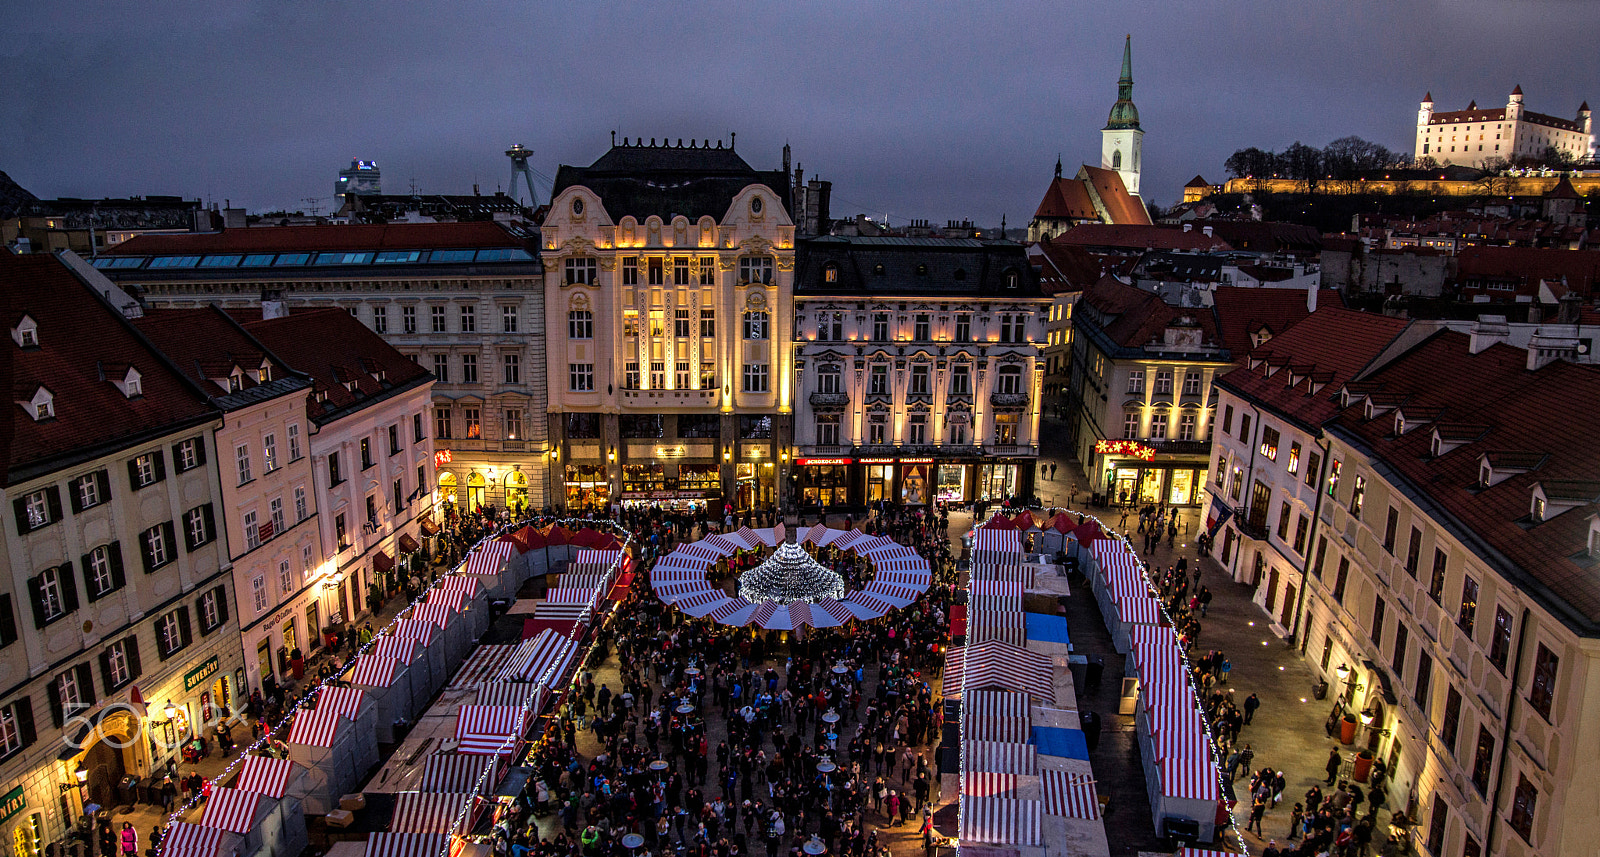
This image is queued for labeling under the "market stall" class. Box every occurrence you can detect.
[159,823,246,857]
[284,707,363,815]
[200,786,307,857]
[392,618,448,698]
[232,755,311,856]
[314,685,380,776]
[369,636,431,715]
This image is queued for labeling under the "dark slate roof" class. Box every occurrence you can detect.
[0,253,216,485]
[107,222,528,254]
[794,236,1041,298]
[552,141,790,223]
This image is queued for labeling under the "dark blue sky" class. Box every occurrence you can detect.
[4,1,1596,220]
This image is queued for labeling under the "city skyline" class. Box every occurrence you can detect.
[4,1,1597,220]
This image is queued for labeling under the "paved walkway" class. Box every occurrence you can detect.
[1034,414,1368,855]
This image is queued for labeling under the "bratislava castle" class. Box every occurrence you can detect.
[1416,86,1592,167]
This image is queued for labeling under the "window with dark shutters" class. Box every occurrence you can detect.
[0,594,16,648]
[12,486,62,535]
[0,698,36,761]
[199,585,230,635]
[98,636,141,695]
[177,606,192,650]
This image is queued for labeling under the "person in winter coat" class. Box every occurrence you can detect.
[119,823,138,857]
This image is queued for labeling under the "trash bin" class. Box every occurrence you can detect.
[1312,680,1329,700]
[1079,711,1102,752]
[1353,750,1375,782]
[1340,713,1359,745]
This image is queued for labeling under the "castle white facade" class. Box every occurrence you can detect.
[1416,87,1593,168]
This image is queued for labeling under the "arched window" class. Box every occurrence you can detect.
[1113,149,1123,170]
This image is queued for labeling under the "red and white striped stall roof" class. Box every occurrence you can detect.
[420,753,497,794]
[1117,594,1163,626]
[199,787,266,833]
[437,575,486,599]
[967,615,1027,648]
[969,580,1024,599]
[874,556,932,573]
[962,740,1039,775]
[500,628,577,684]
[425,590,466,612]
[391,791,477,833]
[286,707,344,748]
[675,543,725,561]
[830,530,871,551]
[449,645,519,688]
[1158,755,1221,801]
[802,524,840,546]
[546,586,600,606]
[317,685,368,720]
[706,597,755,623]
[1153,721,1212,762]
[161,823,235,857]
[851,535,893,555]
[653,581,719,601]
[474,683,541,708]
[958,794,1041,846]
[943,641,1055,703]
[673,589,729,612]
[348,655,404,688]
[874,569,931,588]
[366,833,449,857]
[462,541,514,576]
[1128,623,1181,653]
[649,567,708,583]
[1176,849,1239,857]
[961,771,1020,798]
[972,528,1022,553]
[841,591,895,618]
[965,689,1030,719]
[864,543,915,561]
[391,619,437,646]
[556,569,606,591]
[736,526,763,547]
[371,637,420,663]
[812,598,857,626]
[410,603,456,629]
[1092,540,1140,578]
[234,756,299,799]
[454,706,527,755]
[701,534,743,555]
[863,580,921,605]
[572,549,621,567]
[1041,770,1100,820]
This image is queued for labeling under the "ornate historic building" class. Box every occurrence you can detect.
[1416,87,1593,167]
[790,235,1048,510]
[540,138,794,512]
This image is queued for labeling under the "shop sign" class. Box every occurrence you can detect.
[654,446,688,459]
[859,458,895,464]
[796,458,852,466]
[899,458,934,464]
[1094,440,1156,461]
[0,786,23,825]
[183,656,220,693]
[435,450,453,467]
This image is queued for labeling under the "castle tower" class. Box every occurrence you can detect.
[1101,35,1144,196]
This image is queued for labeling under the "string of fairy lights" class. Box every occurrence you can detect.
[151,516,632,857]
[1071,510,1251,855]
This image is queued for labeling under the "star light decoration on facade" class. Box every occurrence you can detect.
[737,541,845,605]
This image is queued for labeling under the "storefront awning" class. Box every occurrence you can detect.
[398,533,421,553]
[373,551,395,573]
[419,518,441,536]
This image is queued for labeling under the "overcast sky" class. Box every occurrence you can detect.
[4,1,1596,221]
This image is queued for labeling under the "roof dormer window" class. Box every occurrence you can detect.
[25,387,54,421]
[1532,496,1546,522]
[12,315,38,349]
[116,366,143,399]
[1430,433,1442,458]
[258,363,272,383]
[1479,462,1493,488]
[1364,400,1375,419]
[1395,414,1406,435]
[228,372,243,393]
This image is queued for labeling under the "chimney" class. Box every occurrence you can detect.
[1558,292,1581,324]
[1307,284,1318,313]
[1528,303,1544,325]
[1202,226,1214,238]
[1469,315,1511,354]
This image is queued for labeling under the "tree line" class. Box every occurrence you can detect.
[1224,136,1583,194]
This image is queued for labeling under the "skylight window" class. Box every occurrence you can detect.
[273,253,311,266]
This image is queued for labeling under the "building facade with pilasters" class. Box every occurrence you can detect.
[540,139,794,513]
[790,236,1048,511]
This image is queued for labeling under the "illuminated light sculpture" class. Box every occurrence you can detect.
[737,542,845,605]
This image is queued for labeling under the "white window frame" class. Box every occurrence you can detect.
[1127,370,1145,394]
[106,641,130,687]
[263,434,278,472]
[294,486,308,522]
[742,363,769,393]
[288,423,302,460]
[0,704,23,756]
[279,560,294,594]
[502,305,518,333]
[568,310,594,340]
[76,474,102,509]
[24,491,49,529]
[177,438,199,471]
[251,575,267,612]
[39,566,66,619]
[270,497,285,535]
[235,444,252,485]
[144,525,170,568]
[185,506,209,547]
[87,546,114,596]
[243,510,260,550]
[133,453,157,487]
[569,363,594,392]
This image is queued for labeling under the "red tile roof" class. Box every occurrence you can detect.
[1455,247,1600,297]
[1031,242,1130,295]
[133,308,300,406]
[1031,176,1098,221]
[1052,223,1230,253]
[1326,330,1600,631]
[1079,166,1152,226]
[241,309,433,426]
[1078,276,1222,351]
[0,253,216,485]
[1194,220,1322,256]
[104,222,529,255]
[1214,307,1411,430]
[1210,286,1339,357]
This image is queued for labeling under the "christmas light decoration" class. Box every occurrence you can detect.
[736,542,845,605]
[153,516,633,857]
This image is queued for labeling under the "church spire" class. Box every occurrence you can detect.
[1105,35,1140,130]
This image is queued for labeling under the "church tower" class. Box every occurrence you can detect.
[1101,35,1144,196]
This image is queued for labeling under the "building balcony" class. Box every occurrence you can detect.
[797,445,851,458]
[989,392,1030,409]
[809,391,850,409]
[1145,439,1213,456]
[619,388,720,406]
[1236,518,1271,541]
[984,443,1039,457]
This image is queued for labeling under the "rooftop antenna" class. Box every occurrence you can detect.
[506,144,539,209]
[302,197,322,217]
